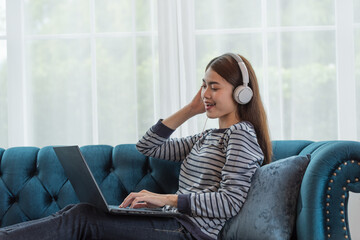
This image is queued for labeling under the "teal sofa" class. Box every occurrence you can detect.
[0,140,360,239]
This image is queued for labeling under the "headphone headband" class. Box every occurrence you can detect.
[227,53,249,87]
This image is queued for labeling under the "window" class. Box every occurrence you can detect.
[2,0,359,148]
[194,0,337,140]
[10,0,158,147]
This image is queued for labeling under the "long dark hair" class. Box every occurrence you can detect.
[206,53,272,165]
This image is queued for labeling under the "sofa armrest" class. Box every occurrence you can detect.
[297,141,360,240]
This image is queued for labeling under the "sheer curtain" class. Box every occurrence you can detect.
[0,0,6,148]
[4,0,159,147]
[356,0,360,140]
[351,0,360,237]
[161,0,359,142]
[193,0,354,141]
[1,0,359,147]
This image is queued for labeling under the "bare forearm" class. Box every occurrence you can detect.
[161,87,205,130]
[161,105,197,130]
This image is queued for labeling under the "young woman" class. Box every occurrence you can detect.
[0,53,271,240]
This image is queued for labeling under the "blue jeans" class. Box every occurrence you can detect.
[0,203,195,240]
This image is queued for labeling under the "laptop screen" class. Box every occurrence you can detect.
[53,146,109,212]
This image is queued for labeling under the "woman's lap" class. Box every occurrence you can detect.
[0,203,194,240]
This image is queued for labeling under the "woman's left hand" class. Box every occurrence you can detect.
[119,190,178,209]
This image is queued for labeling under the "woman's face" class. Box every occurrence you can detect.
[201,68,240,128]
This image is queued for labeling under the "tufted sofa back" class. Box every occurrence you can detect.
[1,140,360,240]
[0,141,314,228]
[0,144,181,227]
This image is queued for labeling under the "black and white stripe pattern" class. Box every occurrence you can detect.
[136,120,264,239]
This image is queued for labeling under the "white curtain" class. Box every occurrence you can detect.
[157,0,200,138]
[0,0,360,148]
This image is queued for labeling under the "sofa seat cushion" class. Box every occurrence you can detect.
[220,155,310,240]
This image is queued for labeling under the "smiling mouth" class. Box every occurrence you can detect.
[205,103,216,110]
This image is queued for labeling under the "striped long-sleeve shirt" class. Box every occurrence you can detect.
[136,120,264,240]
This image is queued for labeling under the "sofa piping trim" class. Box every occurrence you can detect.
[325,159,360,239]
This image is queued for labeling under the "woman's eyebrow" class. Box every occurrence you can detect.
[202,79,220,85]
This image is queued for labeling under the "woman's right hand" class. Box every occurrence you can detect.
[188,87,206,116]
[162,87,205,130]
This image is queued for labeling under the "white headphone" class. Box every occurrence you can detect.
[227,53,253,105]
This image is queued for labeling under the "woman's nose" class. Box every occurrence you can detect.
[202,87,211,99]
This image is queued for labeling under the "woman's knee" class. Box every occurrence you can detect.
[66,203,99,215]
[54,203,100,220]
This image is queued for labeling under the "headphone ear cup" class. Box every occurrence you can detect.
[233,85,253,104]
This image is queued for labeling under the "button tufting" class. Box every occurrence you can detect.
[109,167,114,173]
[29,169,38,178]
[9,196,18,204]
[53,195,58,201]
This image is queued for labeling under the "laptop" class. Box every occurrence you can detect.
[53,146,181,217]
